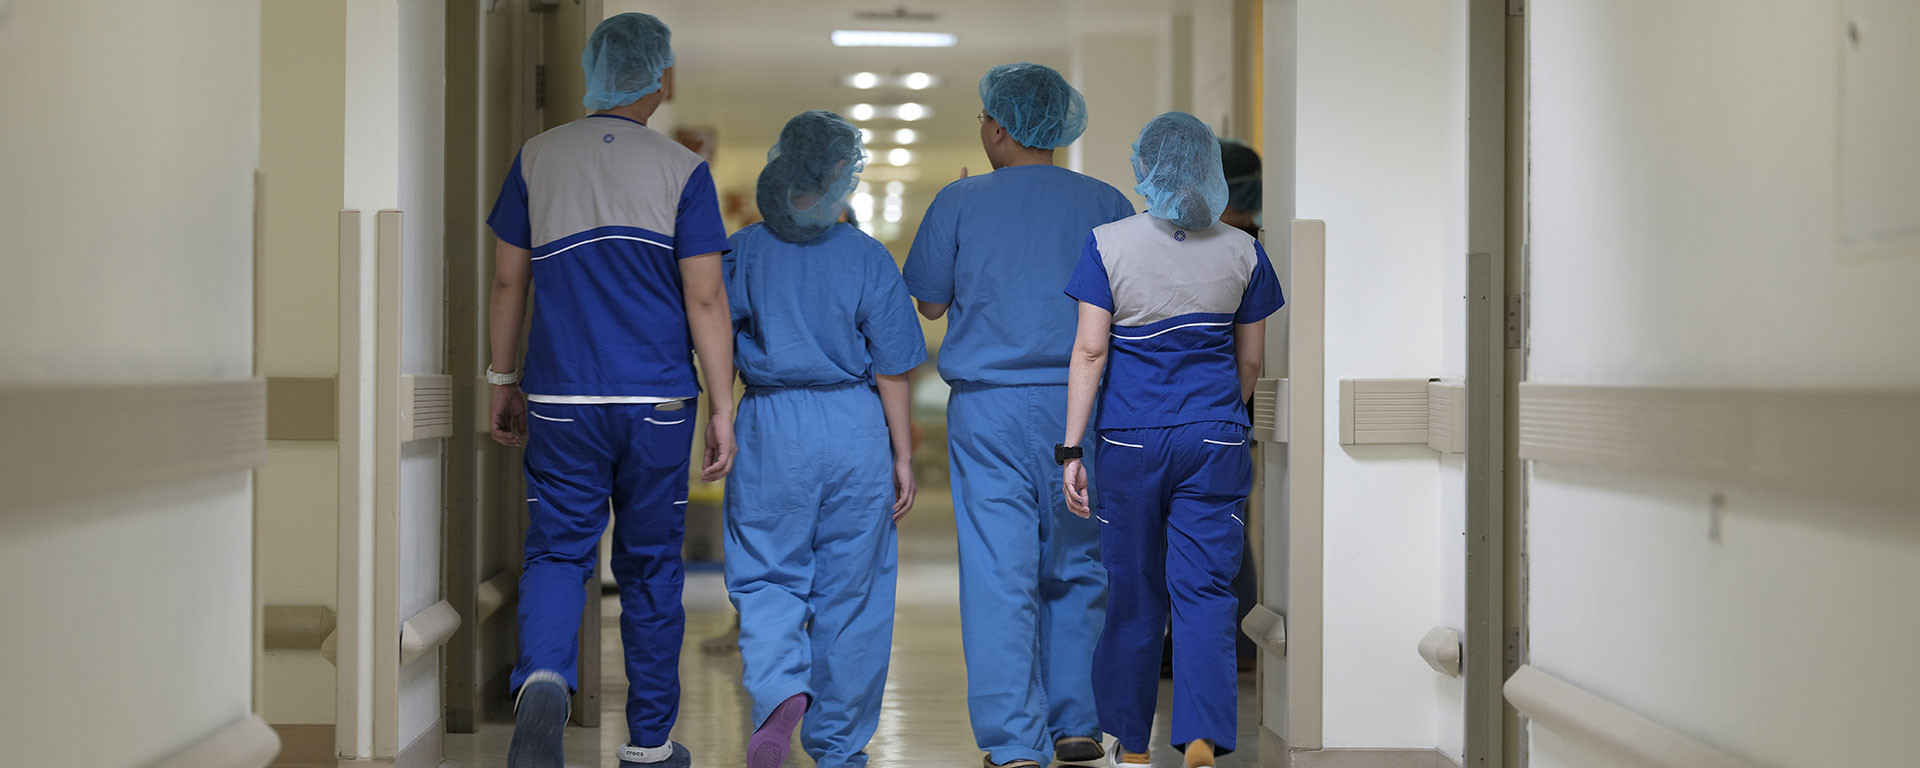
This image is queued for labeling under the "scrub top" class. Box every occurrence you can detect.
[487,113,730,399]
[904,164,1135,386]
[725,222,927,387]
[1064,212,1285,430]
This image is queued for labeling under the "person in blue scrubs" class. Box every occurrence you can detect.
[1059,112,1284,767]
[904,62,1135,768]
[724,111,927,768]
[485,14,736,768]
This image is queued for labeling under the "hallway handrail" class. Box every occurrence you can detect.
[1504,665,1762,768]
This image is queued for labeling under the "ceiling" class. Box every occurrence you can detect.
[607,0,1169,247]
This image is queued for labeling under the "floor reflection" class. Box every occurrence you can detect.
[442,489,1267,767]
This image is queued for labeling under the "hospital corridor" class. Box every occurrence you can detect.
[5,2,1920,768]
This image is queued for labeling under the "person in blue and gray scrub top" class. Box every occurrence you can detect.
[1060,112,1285,768]
[484,14,736,768]
[722,110,927,768]
[904,62,1135,768]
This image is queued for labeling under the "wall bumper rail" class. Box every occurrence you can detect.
[1504,665,1761,768]
[399,600,462,667]
[1240,604,1287,659]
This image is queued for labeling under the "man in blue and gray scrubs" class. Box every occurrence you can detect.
[904,62,1135,768]
[484,13,735,768]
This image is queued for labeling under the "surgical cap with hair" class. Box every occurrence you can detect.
[756,111,868,244]
[1132,112,1229,231]
[1219,139,1262,215]
[580,13,674,110]
[978,63,1088,150]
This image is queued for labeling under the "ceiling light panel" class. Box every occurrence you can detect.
[832,30,958,47]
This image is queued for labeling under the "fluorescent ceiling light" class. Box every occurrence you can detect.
[894,128,917,145]
[850,103,875,121]
[832,30,958,47]
[904,72,934,90]
[888,148,912,166]
[850,72,879,89]
[896,103,926,121]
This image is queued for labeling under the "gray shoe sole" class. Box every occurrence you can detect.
[507,679,568,768]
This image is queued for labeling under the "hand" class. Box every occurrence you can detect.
[701,409,737,483]
[1063,458,1091,518]
[891,458,917,523]
[489,385,526,447]
[958,166,969,180]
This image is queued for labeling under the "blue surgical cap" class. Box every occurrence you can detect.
[1132,112,1229,231]
[1219,139,1262,215]
[581,13,673,110]
[979,63,1088,149]
[757,111,867,244]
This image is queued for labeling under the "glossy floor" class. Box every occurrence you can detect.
[442,491,1267,767]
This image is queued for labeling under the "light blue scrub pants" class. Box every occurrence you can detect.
[724,382,898,768]
[513,401,695,749]
[1091,421,1250,756]
[947,382,1107,765]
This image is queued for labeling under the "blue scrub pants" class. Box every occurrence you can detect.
[511,401,695,749]
[725,382,898,768]
[1091,421,1250,756]
[948,383,1106,765]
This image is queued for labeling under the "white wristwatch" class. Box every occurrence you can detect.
[485,367,521,386]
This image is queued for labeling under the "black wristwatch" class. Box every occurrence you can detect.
[1054,443,1083,465]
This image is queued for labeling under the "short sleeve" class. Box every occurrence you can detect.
[674,162,730,258]
[486,151,532,249]
[1063,232,1115,312]
[1235,241,1286,323]
[858,242,930,376]
[903,187,959,304]
[722,229,751,332]
[1106,186,1137,225]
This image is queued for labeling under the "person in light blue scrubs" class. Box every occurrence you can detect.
[723,110,927,768]
[903,62,1135,768]
[1060,112,1284,767]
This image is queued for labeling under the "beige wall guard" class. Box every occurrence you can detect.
[1417,626,1461,678]
[399,600,463,667]
[1286,218,1327,750]
[144,715,280,768]
[1241,604,1288,659]
[0,380,266,511]
[1517,383,1920,505]
[1505,665,1762,768]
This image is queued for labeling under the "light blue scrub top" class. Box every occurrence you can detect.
[725,222,928,388]
[904,164,1135,386]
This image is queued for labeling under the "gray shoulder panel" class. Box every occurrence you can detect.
[1094,214,1258,327]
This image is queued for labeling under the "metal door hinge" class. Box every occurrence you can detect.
[1505,293,1526,350]
[1508,0,1524,16]
[534,64,547,110]
[1504,626,1524,676]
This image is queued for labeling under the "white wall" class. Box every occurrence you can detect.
[0,1,261,766]
[1291,0,1466,753]
[1527,3,1920,766]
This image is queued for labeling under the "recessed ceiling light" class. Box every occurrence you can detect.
[888,148,912,166]
[894,128,917,145]
[904,72,934,90]
[896,103,926,121]
[850,72,879,89]
[832,30,958,48]
[850,103,875,121]
[885,181,905,195]
[884,207,904,223]
[860,128,875,144]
